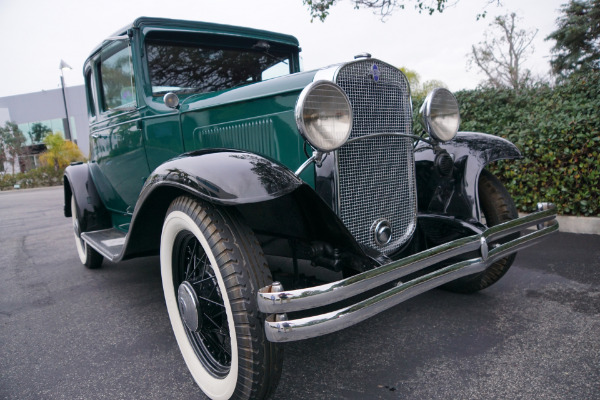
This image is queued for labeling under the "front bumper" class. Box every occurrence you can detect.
[258,203,558,342]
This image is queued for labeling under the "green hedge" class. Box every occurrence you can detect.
[437,71,599,217]
[0,166,64,191]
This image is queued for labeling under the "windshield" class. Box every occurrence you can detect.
[146,39,292,96]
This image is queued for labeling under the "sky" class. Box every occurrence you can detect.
[0,0,566,98]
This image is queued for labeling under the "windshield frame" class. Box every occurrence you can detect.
[142,30,299,98]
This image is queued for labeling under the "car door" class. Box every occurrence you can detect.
[88,39,150,221]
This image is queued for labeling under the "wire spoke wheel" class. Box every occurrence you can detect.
[161,196,283,400]
[173,231,231,377]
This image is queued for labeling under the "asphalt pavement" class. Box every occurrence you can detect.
[1,186,598,400]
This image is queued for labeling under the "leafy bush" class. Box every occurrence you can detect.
[450,71,600,216]
[0,166,64,191]
[39,133,85,170]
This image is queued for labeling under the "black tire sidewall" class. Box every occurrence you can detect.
[443,169,518,293]
[160,196,282,400]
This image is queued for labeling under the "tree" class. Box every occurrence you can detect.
[400,67,447,101]
[39,133,85,171]
[468,12,537,90]
[303,0,499,21]
[0,122,27,174]
[546,0,600,77]
[28,122,52,144]
[400,67,421,90]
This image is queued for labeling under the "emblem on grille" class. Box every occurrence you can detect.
[371,64,380,82]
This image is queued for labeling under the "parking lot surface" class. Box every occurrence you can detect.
[1,186,598,399]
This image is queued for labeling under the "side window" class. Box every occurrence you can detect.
[85,68,97,118]
[99,44,135,111]
[261,60,290,81]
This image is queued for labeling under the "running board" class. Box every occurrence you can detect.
[81,228,126,262]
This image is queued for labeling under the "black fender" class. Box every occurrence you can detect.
[141,149,303,205]
[63,163,111,232]
[414,132,521,222]
[123,150,372,269]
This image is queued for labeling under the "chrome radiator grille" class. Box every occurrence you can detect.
[335,60,416,255]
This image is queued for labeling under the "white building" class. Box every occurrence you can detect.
[0,85,89,174]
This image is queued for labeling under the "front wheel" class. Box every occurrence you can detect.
[443,169,519,293]
[160,196,282,400]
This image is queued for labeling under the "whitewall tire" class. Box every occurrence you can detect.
[71,196,103,269]
[160,196,282,400]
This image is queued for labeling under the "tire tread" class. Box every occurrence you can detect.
[443,169,519,294]
[166,196,282,400]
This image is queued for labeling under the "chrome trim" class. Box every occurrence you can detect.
[313,65,342,83]
[346,132,435,146]
[105,35,129,41]
[294,80,353,152]
[334,60,416,254]
[295,154,316,176]
[537,202,553,229]
[480,236,489,261]
[178,281,201,332]
[258,234,480,314]
[333,149,341,217]
[420,88,460,142]
[259,206,558,342]
[373,219,392,246]
[270,281,284,292]
[163,92,180,109]
[485,203,557,243]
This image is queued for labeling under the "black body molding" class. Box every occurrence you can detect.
[63,163,111,232]
[415,132,522,223]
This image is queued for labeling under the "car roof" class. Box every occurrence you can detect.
[86,16,300,59]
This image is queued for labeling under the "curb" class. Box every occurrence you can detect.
[555,214,600,235]
[520,213,600,235]
[0,185,62,194]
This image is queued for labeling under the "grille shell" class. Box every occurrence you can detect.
[334,60,417,254]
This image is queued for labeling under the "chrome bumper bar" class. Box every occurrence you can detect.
[258,203,558,342]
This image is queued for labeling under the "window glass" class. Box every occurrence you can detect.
[85,69,97,117]
[100,45,135,111]
[146,40,291,96]
[261,60,290,81]
[17,117,76,144]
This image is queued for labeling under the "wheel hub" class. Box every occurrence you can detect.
[178,281,202,332]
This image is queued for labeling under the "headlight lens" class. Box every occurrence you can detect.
[420,88,460,142]
[295,81,353,152]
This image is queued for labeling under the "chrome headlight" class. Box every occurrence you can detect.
[295,81,353,152]
[420,88,460,142]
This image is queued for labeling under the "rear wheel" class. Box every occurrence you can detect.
[71,196,103,269]
[444,169,519,293]
[160,196,282,400]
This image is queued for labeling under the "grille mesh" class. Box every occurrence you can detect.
[335,60,416,254]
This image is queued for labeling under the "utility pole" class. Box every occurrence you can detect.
[59,59,73,141]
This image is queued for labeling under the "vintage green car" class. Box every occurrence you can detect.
[64,17,558,400]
